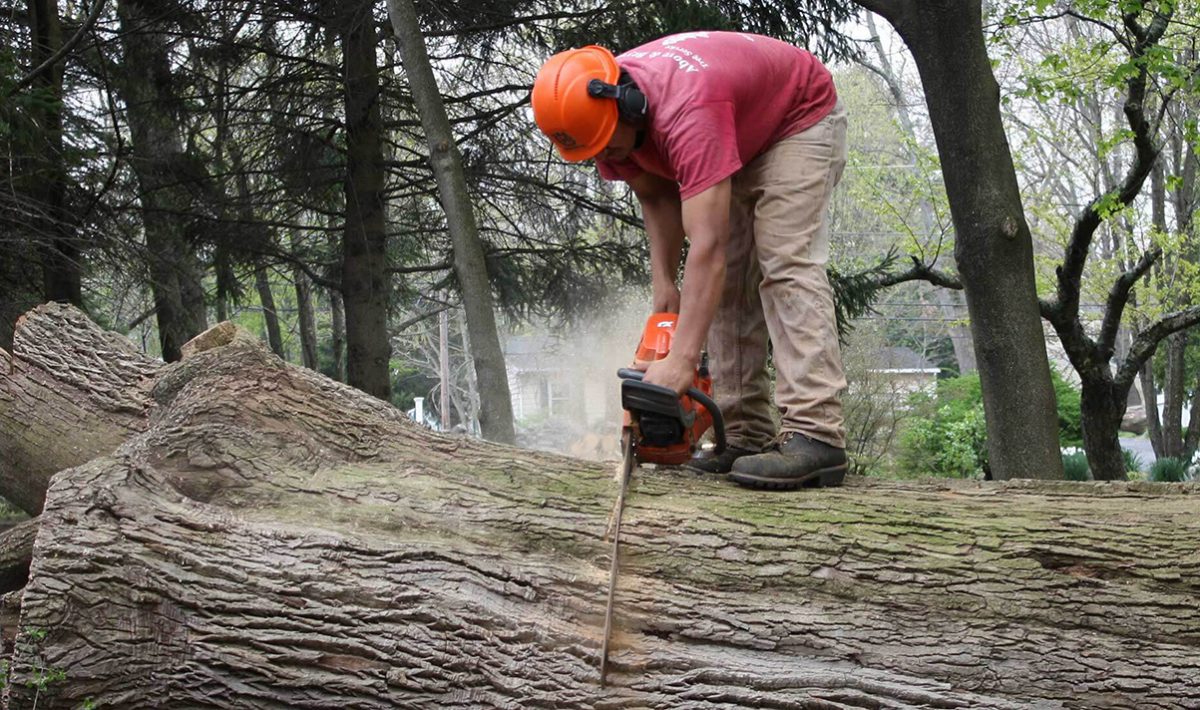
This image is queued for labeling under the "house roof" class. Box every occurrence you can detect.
[504,334,564,373]
[870,346,939,373]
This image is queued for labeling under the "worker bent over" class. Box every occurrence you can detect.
[531,31,848,490]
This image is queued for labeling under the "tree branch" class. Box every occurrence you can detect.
[853,0,899,21]
[1118,305,1200,390]
[4,0,108,100]
[1052,6,1169,326]
[880,255,962,290]
[1097,246,1161,362]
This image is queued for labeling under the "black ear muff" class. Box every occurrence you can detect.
[617,84,647,125]
[587,77,647,127]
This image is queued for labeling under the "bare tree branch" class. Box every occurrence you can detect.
[4,0,107,100]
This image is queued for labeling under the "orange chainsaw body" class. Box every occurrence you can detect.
[623,313,717,465]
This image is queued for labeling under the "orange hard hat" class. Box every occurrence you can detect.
[531,45,620,162]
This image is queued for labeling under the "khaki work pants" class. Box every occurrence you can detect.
[708,101,848,450]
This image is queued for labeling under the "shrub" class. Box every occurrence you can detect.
[898,401,988,478]
[1149,457,1189,482]
[1061,451,1091,481]
[898,371,1084,478]
[1121,448,1144,475]
[1051,371,1084,448]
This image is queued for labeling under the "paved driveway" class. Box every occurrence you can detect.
[1119,436,1156,466]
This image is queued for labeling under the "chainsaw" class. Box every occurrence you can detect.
[600,312,725,686]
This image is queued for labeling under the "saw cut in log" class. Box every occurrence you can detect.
[3,306,1199,709]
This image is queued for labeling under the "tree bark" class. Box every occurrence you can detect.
[1163,333,1186,459]
[292,242,319,371]
[114,0,208,362]
[330,287,346,382]
[858,1,1063,480]
[338,1,393,401]
[2,305,1199,709]
[1080,380,1128,481]
[27,0,82,307]
[1142,360,1165,456]
[387,0,516,444]
[0,519,38,594]
[255,262,285,358]
[0,303,155,513]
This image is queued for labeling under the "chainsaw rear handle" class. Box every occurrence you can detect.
[617,368,726,455]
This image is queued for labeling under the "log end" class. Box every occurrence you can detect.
[180,322,246,360]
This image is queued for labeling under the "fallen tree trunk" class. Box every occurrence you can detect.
[2,306,1198,709]
[0,303,156,514]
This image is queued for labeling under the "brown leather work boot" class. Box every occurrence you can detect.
[730,432,847,490]
[683,445,760,474]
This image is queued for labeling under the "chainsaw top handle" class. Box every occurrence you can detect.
[616,368,726,455]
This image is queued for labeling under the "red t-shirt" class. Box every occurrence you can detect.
[596,31,837,200]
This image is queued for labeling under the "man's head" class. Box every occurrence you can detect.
[531,45,646,162]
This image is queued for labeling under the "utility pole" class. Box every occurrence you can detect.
[439,309,450,431]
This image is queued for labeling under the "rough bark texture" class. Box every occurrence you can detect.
[0,303,156,513]
[860,0,1064,481]
[0,519,37,594]
[2,305,1199,708]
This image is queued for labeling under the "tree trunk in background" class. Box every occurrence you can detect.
[1,305,1198,709]
[330,288,346,382]
[1184,378,1200,463]
[1080,380,1129,481]
[1163,333,1186,459]
[27,0,81,307]
[387,0,515,444]
[338,2,392,401]
[1142,361,1164,455]
[1174,113,1199,462]
[938,288,976,374]
[255,262,284,357]
[457,308,481,432]
[0,253,42,354]
[115,0,207,362]
[857,0,1062,480]
[294,265,319,370]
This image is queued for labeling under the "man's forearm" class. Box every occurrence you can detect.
[637,179,731,395]
[672,234,726,364]
[642,196,685,292]
[629,172,686,308]
[672,179,732,363]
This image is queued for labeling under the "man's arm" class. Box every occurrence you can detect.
[628,172,685,313]
[642,178,731,395]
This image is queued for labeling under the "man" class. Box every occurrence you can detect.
[531,31,848,489]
